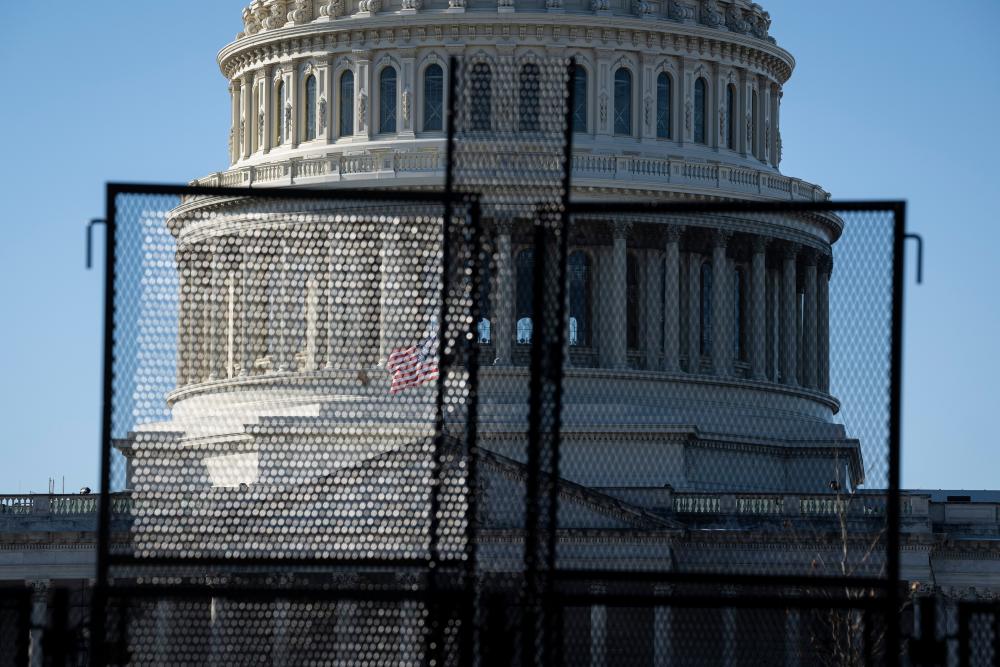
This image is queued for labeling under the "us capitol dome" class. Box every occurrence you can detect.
[159,0,849,502]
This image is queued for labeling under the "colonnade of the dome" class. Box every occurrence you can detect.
[172,215,831,400]
[220,0,796,210]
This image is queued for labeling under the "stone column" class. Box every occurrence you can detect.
[178,250,193,385]
[771,88,782,168]
[750,235,768,380]
[378,220,399,366]
[784,609,801,667]
[817,255,831,392]
[662,226,682,372]
[780,244,799,386]
[766,266,777,381]
[154,598,171,662]
[641,53,656,141]
[226,268,236,379]
[262,67,273,154]
[710,231,731,377]
[239,241,251,377]
[229,80,240,164]
[325,232,338,370]
[686,250,701,373]
[208,246,223,380]
[354,51,371,139]
[801,250,818,389]
[28,580,49,667]
[274,241,291,372]
[208,596,223,663]
[272,600,290,667]
[251,242,270,375]
[241,75,253,160]
[304,277,319,372]
[608,221,630,369]
[722,606,737,667]
[493,218,514,366]
[196,249,212,381]
[653,585,672,667]
[596,49,613,138]
[399,49,416,139]
[590,585,607,667]
[643,248,662,370]
[744,77,754,159]
[289,64,300,149]
[681,59,694,145]
[762,80,772,164]
[324,56,336,144]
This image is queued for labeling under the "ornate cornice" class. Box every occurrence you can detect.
[219,15,794,84]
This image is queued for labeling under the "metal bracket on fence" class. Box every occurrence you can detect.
[86,218,106,269]
[905,233,923,284]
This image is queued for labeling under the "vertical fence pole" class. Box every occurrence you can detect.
[90,185,117,667]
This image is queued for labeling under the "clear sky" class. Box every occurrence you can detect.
[0,1,997,493]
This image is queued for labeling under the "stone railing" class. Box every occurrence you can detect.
[0,493,132,517]
[192,149,828,201]
[672,491,920,519]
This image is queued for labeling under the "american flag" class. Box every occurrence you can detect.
[386,334,439,393]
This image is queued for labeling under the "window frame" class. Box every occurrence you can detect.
[693,77,708,145]
[572,64,589,134]
[338,69,355,139]
[567,249,594,348]
[469,62,493,132]
[422,63,445,133]
[378,66,398,135]
[304,73,318,141]
[656,71,672,140]
[614,67,633,137]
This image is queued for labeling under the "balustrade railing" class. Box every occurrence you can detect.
[199,149,829,200]
[674,495,721,514]
[0,494,132,517]
[671,492,904,518]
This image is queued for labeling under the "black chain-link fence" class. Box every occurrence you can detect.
[51,56,917,666]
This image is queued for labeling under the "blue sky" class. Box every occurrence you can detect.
[0,1,997,493]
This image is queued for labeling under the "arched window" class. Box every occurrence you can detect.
[478,251,493,344]
[656,72,671,139]
[568,251,592,347]
[519,63,541,132]
[274,80,286,146]
[379,67,397,134]
[339,70,354,138]
[304,74,317,140]
[751,89,760,157]
[726,84,737,150]
[423,64,444,132]
[614,68,632,136]
[694,77,707,144]
[515,248,534,344]
[733,267,747,361]
[627,253,640,350]
[700,261,713,356]
[470,63,492,132]
[572,65,588,133]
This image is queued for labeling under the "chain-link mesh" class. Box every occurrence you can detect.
[546,207,895,578]
[99,187,480,664]
[958,603,1000,667]
[91,55,906,666]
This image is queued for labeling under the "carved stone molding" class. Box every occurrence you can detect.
[664,224,685,244]
[751,234,770,254]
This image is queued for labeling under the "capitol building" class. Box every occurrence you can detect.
[1,0,999,665]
